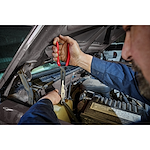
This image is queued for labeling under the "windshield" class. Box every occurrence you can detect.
[31,62,58,75]
[0,25,32,79]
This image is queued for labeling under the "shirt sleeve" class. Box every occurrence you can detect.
[18,99,60,125]
[91,57,150,105]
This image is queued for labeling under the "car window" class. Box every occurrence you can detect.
[0,25,32,79]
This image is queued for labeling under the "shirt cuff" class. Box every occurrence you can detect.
[37,98,53,106]
[91,57,107,79]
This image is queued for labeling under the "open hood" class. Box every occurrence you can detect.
[0,25,125,90]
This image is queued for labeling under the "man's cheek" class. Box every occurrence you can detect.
[130,38,142,68]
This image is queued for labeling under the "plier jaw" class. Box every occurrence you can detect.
[56,42,70,104]
[60,66,66,104]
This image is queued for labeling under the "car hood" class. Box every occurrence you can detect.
[0,25,125,89]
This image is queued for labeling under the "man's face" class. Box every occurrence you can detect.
[122,25,150,84]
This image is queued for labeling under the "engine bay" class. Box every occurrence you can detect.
[0,63,148,125]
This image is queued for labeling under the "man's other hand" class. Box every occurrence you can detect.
[39,89,61,105]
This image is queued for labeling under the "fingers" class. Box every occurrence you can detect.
[52,44,63,53]
[52,52,58,62]
[52,46,57,53]
[52,36,66,62]
[53,57,57,62]
[59,35,74,46]
[53,36,65,45]
[53,35,74,46]
[52,35,76,63]
[52,45,60,61]
[53,37,59,45]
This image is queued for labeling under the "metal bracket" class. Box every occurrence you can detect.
[32,80,54,101]
[16,60,37,105]
[22,60,37,81]
[17,69,34,105]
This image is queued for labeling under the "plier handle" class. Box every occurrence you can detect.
[56,42,70,67]
[56,42,70,104]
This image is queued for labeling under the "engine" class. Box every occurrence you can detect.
[0,66,148,125]
[76,90,146,124]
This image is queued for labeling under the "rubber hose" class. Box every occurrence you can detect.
[62,101,79,123]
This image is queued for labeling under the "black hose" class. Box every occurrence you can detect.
[62,101,79,123]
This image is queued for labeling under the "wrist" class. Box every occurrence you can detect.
[77,52,93,73]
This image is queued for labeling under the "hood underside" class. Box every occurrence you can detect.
[0,25,125,90]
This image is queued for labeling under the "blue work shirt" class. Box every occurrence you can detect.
[91,57,150,106]
[18,99,60,125]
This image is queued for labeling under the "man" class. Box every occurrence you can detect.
[19,25,150,124]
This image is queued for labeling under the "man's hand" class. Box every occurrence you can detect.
[39,89,61,105]
[52,35,83,66]
[52,35,93,73]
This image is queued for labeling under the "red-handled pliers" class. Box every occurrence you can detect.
[56,42,70,104]
[56,42,70,66]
